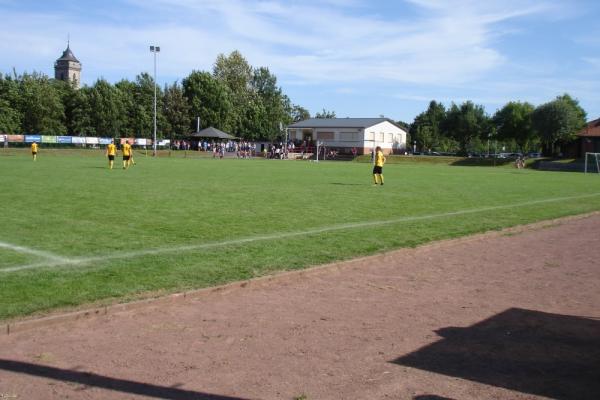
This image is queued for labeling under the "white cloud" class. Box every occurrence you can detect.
[583,57,600,68]
[3,0,599,121]
[0,0,563,87]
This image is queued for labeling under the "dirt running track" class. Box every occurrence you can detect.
[1,214,600,400]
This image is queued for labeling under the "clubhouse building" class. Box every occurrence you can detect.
[287,118,408,155]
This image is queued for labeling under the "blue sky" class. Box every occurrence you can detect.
[1,0,599,122]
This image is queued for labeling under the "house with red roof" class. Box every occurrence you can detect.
[575,118,600,157]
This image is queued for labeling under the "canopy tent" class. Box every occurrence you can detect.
[189,127,237,140]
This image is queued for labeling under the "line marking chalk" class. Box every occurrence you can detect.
[2,192,600,273]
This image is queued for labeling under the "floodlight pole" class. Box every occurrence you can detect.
[150,45,160,156]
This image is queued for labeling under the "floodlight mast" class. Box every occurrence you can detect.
[150,45,160,156]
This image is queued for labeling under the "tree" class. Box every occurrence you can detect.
[410,100,446,152]
[18,72,66,134]
[183,71,232,132]
[213,51,253,136]
[442,101,489,154]
[493,101,536,152]
[251,66,290,140]
[395,120,410,132]
[291,105,310,122]
[0,74,22,133]
[115,73,162,138]
[2,55,312,144]
[239,98,268,141]
[87,79,126,137]
[162,82,191,140]
[115,79,136,137]
[557,93,587,125]
[532,94,587,156]
[213,50,253,95]
[315,108,336,119]
[52,78,88,136]
[67,87,93,135]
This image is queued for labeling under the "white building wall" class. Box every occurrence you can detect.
[287,120,407,154]
[362,121,407,153]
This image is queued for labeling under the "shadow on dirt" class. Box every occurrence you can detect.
[394,308,600,400]
[0,359,248,400]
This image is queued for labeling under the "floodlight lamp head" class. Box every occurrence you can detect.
[150,46,154,51]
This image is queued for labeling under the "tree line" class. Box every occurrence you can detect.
[408,94,587,156]
[0,48,589,154]
[0,51,312,142]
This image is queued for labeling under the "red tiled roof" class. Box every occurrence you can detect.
[578,118,600,137]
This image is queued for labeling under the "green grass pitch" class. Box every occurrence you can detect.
[1,149,599,320]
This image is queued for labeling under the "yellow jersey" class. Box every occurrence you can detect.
[31,143,38,153]
[375,151,385,167]
[122,143,131,156]
[107,143,116,156]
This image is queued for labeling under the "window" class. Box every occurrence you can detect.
[339,132,359,141]
[317,132,334,140]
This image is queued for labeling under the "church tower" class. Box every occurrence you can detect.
[54,42,81,88]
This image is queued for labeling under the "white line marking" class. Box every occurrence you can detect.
[2,192,600,273]
[0,241,70,263]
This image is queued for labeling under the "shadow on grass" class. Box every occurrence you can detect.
[393,308,600,400]
[0,359,248,400]
[450,158,514,167]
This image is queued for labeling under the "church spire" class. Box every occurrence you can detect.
[54,38,82,89]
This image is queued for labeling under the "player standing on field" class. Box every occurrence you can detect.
[129,142,136,166]
[373,146,385,185]
[31,141,38,161]
[106,139,116,169]
[122,140,132,169]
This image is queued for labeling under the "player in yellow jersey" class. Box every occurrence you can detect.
[106,139,116,169]
[31,141,38,161]
[122,140,132,169]
[373,146,386,185]
[129,143,136,166]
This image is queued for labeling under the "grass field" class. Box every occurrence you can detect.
[1,148,600,320]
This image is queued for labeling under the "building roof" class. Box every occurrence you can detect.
[289,118,402,129]
[189,126,237,139]
[577,118,600,137]
[56,45,80,63]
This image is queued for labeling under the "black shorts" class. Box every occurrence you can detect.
[108,155,115,161]
[32,152,37,155]
[373,166,383,174]
[123,155,130,161]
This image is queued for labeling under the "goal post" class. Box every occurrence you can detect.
[584,152,600,174]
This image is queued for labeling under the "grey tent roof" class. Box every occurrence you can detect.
[189,126,237,139]
[288,118,400,129]
[56,45,80,63]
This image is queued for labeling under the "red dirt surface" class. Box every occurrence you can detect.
[1,214,599,400]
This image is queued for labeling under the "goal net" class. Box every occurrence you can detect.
[584,153,600,174]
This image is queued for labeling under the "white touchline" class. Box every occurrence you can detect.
[2,192,600,273]
[0,241,70,263]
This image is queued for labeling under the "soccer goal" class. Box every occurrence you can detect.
[584,152,600,174]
